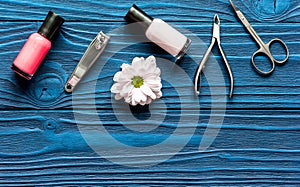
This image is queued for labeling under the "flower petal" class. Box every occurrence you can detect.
[111,56,163,106]
[125,95,132,104]
[146,55,156,63]
[113,71,121,82]
[110,83,121,93]
[146,96,152,105]
[154,67,161,75]
[156,91,162,98]
[120,63,130,70]
[115,93,122,100]
[120,82,133,97]
[132,57,144,67]
[132,88,147,104]
[144,80,162,91]
[140,85,156,99]
[144,55,157,72]
[120,63,137,78]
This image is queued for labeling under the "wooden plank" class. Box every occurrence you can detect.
[0,22,299,109]
[0,110,299,185]
[0,0,298,23]
[0,0,299,186]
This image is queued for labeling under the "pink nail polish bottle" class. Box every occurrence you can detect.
[125,4,191,60]
[11,11,64,80]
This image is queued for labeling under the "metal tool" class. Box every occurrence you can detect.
[194,14,234,98]
[229,0,289,75]
[65,31,110,93]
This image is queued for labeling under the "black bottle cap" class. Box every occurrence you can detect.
[38,11,64,42]
[124,4,153,28]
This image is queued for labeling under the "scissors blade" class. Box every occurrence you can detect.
[229,0,266,46]
[229,0,239,12]
[65,31,110,93]
[229,0,251,28]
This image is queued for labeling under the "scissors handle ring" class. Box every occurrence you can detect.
[266,38,289,64]
[251,48,275,75]
[251,38,289,75]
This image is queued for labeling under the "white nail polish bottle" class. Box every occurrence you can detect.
[125,4,191,60]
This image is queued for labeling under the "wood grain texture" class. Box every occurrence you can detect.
[0,0,299,186]
[0,0,298,23]
[0,22,299,109]
[0,110,299,185]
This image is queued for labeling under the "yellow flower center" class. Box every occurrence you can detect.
[131,76,144,88]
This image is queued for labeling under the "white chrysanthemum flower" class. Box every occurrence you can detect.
[111,55,162,106]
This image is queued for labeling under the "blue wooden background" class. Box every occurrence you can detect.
[0,0,299,186]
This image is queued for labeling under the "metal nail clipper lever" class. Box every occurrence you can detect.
[65,31,110,93]
[194,14,234,98]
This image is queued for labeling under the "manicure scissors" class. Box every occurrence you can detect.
[65,31,110,93]
[194,14,234,98]
[229,0,289,75]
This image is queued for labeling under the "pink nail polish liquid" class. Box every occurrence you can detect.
[11,11,64,80]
